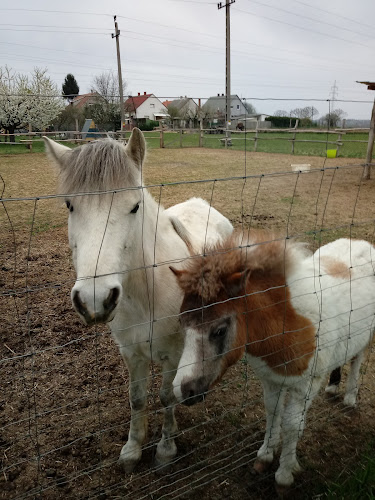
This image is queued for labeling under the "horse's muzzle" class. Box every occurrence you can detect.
[72,286,121,325]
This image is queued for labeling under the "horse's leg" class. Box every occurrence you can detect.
[343,351,364,407]
[254,380,286,473]
[275,377,322,489]
[155,359,178,469]
[325,366,341,395]
[118,351,149,473]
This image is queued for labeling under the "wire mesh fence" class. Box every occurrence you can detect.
[1,119,375,499]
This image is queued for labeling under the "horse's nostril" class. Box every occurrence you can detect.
[103,286,121,313]
[72,290,87,317]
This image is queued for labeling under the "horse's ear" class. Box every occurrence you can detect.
[126,127,146,169]
[225,269,251,298]
[43,136,72,170]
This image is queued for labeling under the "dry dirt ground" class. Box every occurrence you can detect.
[1,148,375,499]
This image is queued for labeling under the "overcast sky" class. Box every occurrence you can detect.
[1,0,374,119]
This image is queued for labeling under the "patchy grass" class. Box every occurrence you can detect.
[0,130,369,158]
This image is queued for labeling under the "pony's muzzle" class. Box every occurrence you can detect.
[180,377,207,406]
[72,285,122,325]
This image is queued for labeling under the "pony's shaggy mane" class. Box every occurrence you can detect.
[58,139,139,194]
[177,230,310,302]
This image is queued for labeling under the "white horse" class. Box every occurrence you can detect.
[43,128,233,472]
[170,232,375,491]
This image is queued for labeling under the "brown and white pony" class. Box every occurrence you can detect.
[170,231,375,489]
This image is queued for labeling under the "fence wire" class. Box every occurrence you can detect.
[1,131,375,500]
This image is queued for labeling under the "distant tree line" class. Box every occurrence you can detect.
[272,106,347,128]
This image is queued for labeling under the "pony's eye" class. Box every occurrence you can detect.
[210,326,227,340]
[130,203,140,214]
[66,201,70,209]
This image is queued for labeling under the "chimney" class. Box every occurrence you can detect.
[144,91,147,95]
[138,92,140,96]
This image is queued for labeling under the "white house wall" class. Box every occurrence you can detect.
[136,96,168,120]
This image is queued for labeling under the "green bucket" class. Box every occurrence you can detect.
[326,149,337,158]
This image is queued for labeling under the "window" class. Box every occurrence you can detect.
[150,103,155,108]
[237,104,240,110]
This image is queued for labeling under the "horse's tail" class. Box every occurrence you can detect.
[170,216,195,256]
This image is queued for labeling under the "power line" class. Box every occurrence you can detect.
[290,0,374,33]
[244,0,375,41]
[233,6,374,50]
[0,23,112,31]
[0,8,113,17]
[0,28,109,35]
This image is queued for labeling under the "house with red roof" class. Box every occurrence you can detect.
[71,92,102,109]
[124,92,169,129]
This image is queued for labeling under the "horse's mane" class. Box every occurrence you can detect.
[58,139,139,194]
[176,230,310,302]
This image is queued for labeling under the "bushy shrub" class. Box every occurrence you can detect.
[138,120,159,131]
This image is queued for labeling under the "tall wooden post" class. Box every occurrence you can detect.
[112,16,125,136]
[218,0,235,147]
[356,81,375,180]
[364,97,375,180]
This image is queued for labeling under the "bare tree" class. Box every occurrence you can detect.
[274,110,288,117]
[89,71,128,130]
[91,71,127,105]
[323,108,347,128]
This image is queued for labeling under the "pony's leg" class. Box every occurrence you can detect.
[325,366,341,395]
[276,377,322,489]
[155,360,178,468]
[118,352,149,473]
[254,380,286,473]
[343,352,364,407]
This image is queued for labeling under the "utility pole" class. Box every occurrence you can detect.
[218,0,235,147]
[112,16,125,135]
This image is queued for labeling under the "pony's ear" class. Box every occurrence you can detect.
[126,127,146,169]
[169,266,188,280]
[225,269,251,298]
[43,136,72,170]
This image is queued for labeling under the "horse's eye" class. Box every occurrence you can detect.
[130,203,140,214]
[211,326,227,340]
[66,201,70,209]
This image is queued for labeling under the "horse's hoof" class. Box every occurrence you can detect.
[118,460,138,475]
[253,459,272,474]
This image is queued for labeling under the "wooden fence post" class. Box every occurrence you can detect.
[364,97,375,180]
[160,129,164,148]
[180,129,183,148]
[199,119,203,147]
[336,132,343,157]
[291,131,296,154]
[254,122,259,152]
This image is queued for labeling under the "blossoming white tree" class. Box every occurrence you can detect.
[0,66,63,142]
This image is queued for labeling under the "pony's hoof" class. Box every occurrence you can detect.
[153,456,173,475]
[325,384,339,396]
[275,483,292,499]
[253,459,272,474]
[343,395,357,408]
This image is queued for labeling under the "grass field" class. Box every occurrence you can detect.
[1,147,375,499]
[0,129,370,158]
